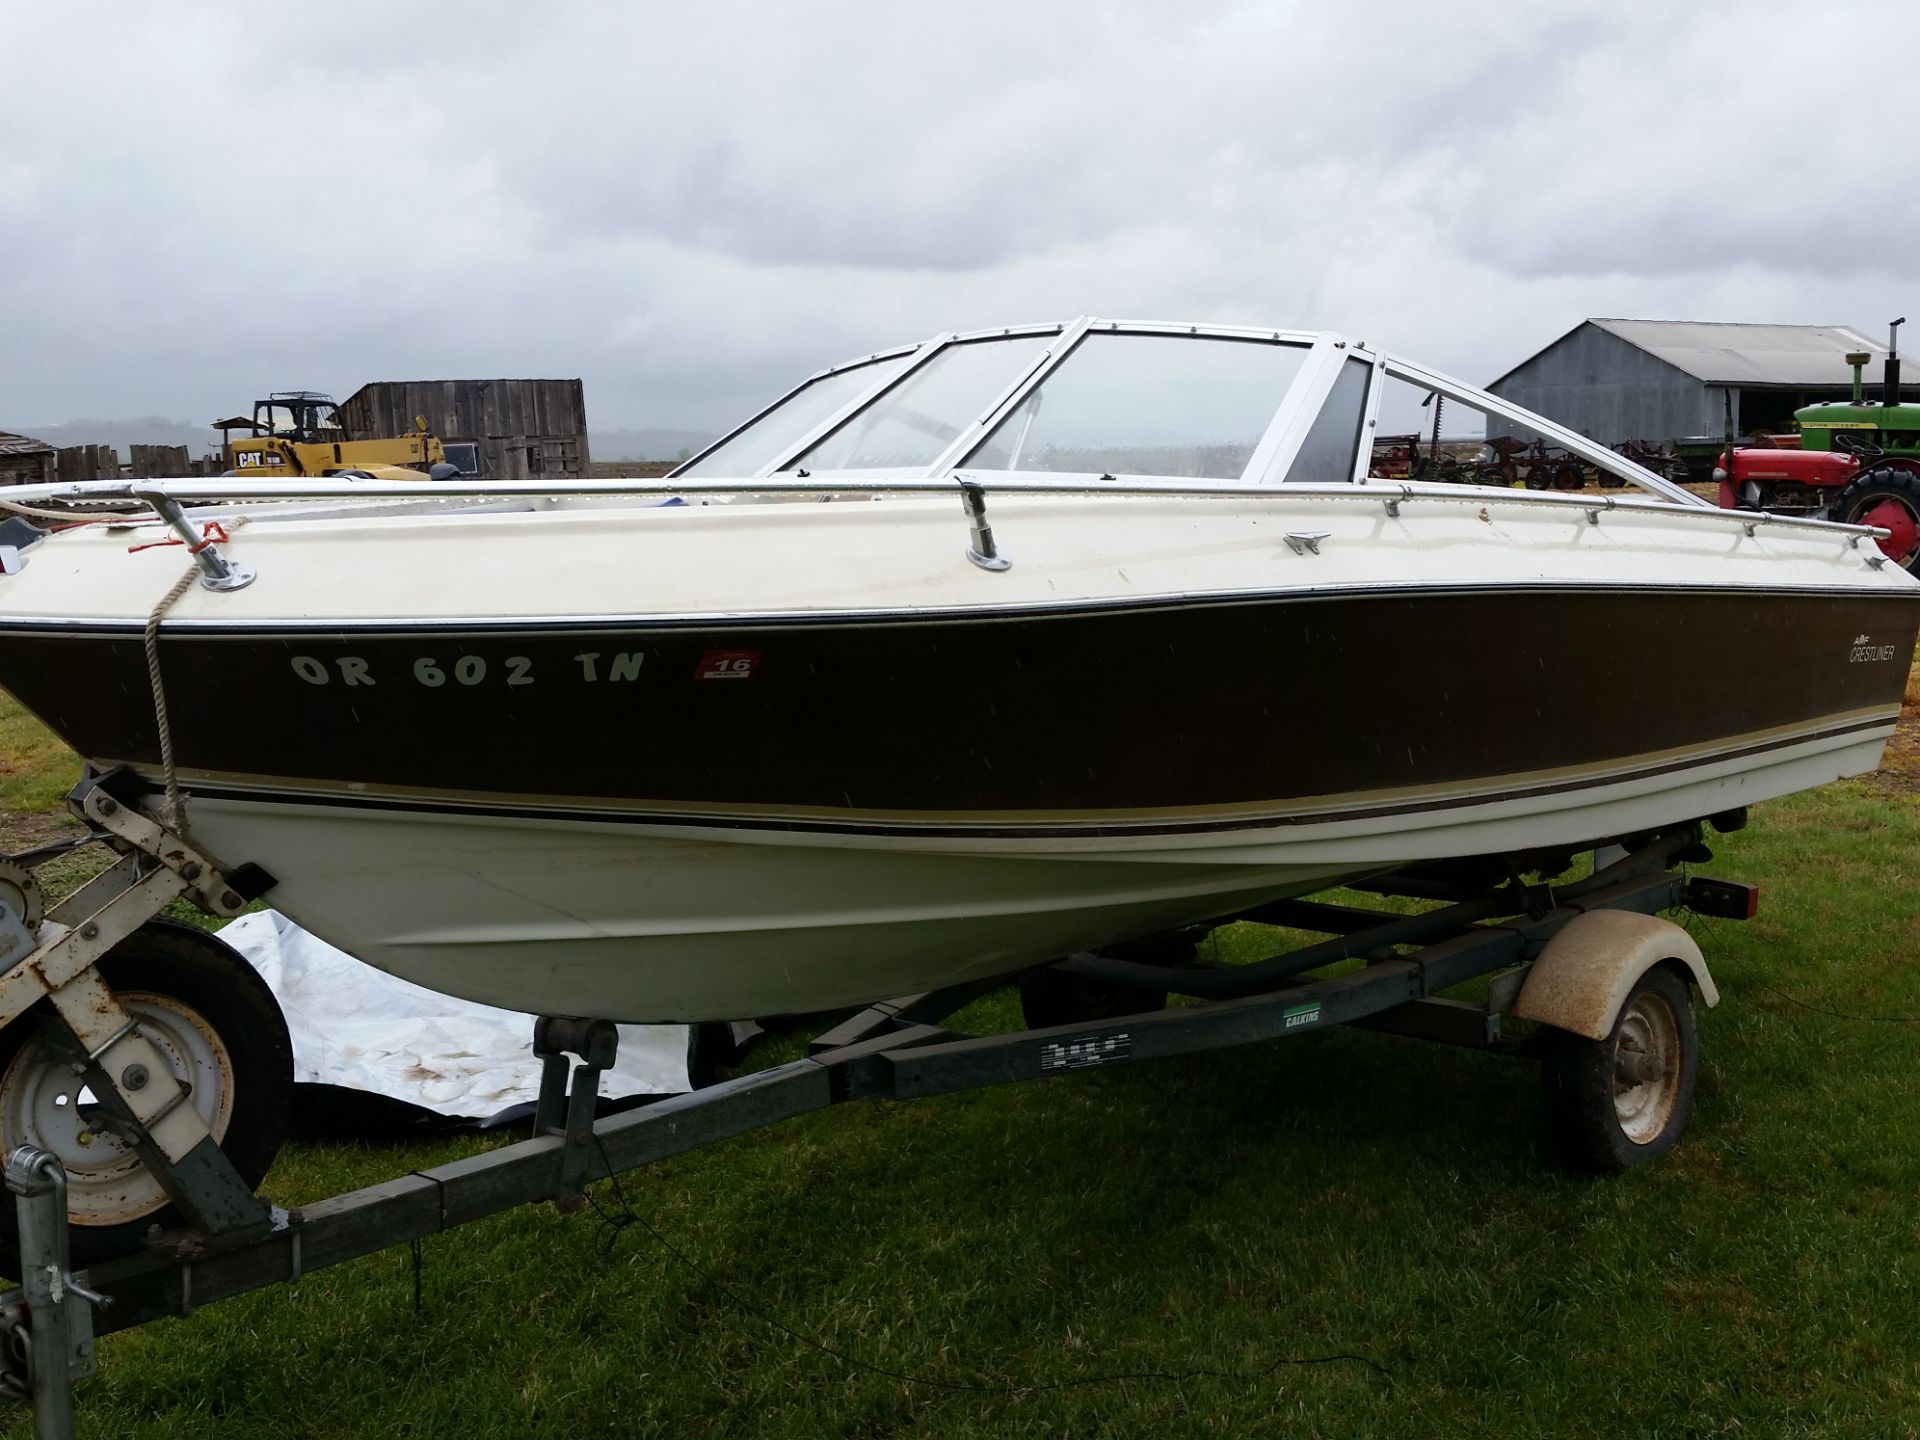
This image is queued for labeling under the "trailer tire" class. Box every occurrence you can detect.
[0,920,293,1273]
[1540,963,1697,1173]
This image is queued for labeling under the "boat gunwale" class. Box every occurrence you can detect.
[2,474,1898,544]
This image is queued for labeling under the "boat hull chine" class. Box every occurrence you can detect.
[176,713,1890,1021]
[184,797,1356,1021]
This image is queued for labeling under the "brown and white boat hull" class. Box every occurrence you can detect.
[0,490,1911,1018]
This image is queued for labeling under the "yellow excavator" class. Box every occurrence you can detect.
[215,392,453,480]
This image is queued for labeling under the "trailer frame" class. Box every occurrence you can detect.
[0,805,1751,1437]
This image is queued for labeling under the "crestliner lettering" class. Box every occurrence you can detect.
[1850,634,1900,663]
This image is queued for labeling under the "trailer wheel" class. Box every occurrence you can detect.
[1832,464,1920,573]
[1540,964,1697,1173]
[0,920,292,1272]
[1553,462,1585,491]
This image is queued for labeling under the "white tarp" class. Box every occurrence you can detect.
[218,910,691,1120]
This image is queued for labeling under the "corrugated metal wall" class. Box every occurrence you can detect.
[1488,325,1714,444]
[338,380,590,481]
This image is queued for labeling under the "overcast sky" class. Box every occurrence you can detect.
[2,0,1912,435]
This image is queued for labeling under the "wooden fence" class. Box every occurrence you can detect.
[33,444,213,483]
[55,445,123,483]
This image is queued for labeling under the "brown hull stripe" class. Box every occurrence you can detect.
[0,587,1911,831]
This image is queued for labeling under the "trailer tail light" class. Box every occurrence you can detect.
[1684,877,1761,920]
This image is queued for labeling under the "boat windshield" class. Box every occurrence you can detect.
[963,334,1309,479]
[666,317,1698,501]
[678,351,916,479]
[789,334,1052,472]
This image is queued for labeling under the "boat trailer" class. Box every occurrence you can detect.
[0,783,1758,1437]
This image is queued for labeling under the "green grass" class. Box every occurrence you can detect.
[5,709,1920,1435]
[0,693,76,815]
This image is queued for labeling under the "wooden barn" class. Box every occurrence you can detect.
[337,379,590,482]
[0,431,56,487]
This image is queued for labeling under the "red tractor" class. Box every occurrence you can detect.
[1717,320,1920,573]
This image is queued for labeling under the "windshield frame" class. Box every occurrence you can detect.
[787,320,1329,483]
[773,322,1071,478]
[674,317,1707,504]
[668,339,932,480]
[952,322,1326,482]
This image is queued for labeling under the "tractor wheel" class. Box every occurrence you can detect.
[1597,469,1629,489]
[1831,463,1920,573]
[1523,466,1551,491]
[1554,462,1585,491]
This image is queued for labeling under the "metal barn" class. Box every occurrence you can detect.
[338,379,590,482]
[1487,319,1920,445]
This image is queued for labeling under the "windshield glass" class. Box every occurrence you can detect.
[791,334,1051,472]
[1283,356,1372,483]
[678,352,916,478]
[261,402,342,436]
[963,334,1309,478]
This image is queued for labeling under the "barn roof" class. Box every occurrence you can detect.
[1590,319,1892,386]
[0,430,54,458]
[1492,319,1894,390]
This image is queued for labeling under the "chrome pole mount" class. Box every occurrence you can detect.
[958,477,1012,572]
[134,491,254,593]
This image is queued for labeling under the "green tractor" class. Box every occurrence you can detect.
[1719,318,1920,571]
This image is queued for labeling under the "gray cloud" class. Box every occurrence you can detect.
[1,0,1911,437]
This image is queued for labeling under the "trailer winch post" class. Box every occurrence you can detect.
[4,1146,101,1440]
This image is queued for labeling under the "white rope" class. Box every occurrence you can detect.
[143,565,201,837]
[135,514,252,837]
[0,497,146,524]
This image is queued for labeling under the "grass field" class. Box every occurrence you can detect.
[3,692,1920,1437]
[0,697,78,820]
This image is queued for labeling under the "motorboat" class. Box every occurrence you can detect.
[2,318,1916,1021]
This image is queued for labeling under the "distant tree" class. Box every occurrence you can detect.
[676,447,692,461]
